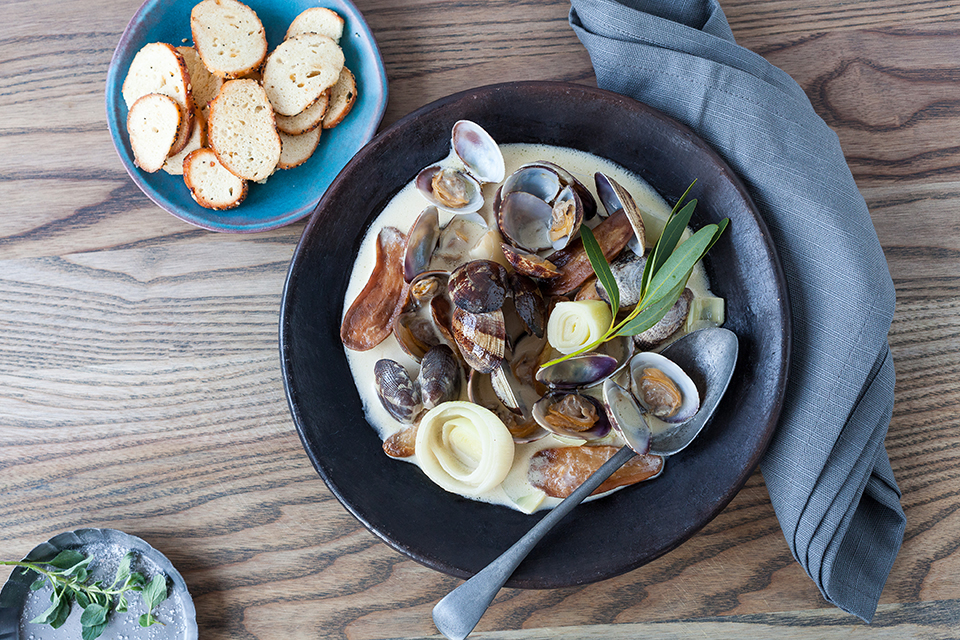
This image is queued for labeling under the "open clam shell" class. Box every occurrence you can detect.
[595,172,646,256]
[628,351,700,424]
[495,164,584,252]
[416,165,484,214]
[532,391,611,442]
[403,206,440,283]
[452,119,505,184]
[467,367,547,443]
[602,379,652,455]
[535,335,634,389]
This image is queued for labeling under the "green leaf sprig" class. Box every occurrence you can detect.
[542,181,728,368]
[1,549,168,640]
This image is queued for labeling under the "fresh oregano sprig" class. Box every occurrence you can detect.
[542,182,728,368]
[1,549,168,640]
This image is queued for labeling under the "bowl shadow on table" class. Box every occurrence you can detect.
[281,81,790,590]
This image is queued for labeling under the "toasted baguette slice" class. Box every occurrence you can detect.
[122,42,195,154]
[208,79,281,182]
[163,108,207,175]
[191,0,267,79]
[278,128,322,170]
[322,67,357,129]
[274,89,329,135]
[183,148,248,209]
[261,33,344,116]
[127,94,183,173]
[285,7,344,43]
[176,46,223,109]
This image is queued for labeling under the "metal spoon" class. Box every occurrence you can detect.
[431,327,739,640]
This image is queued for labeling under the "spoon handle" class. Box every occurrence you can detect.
[432,445,636,640]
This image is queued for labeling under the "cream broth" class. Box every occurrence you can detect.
[343,143,719,513]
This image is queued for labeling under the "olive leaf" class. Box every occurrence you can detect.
[580,225,619,323]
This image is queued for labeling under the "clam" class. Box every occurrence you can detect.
[403,206,440,283]
[448,259,508,314]
[451,306,506,374]
[500,243,560,280]
[602,379,651,455]
[595,172,646,256]
[531,391,611,442]
[467,367,547,443]
[429,212,491,273]
[633,288,693,349]
[534,335,634,389]
[416,120,504,214]
[628,351,700,423]
[418,344,462,410]
[393,271,454,362]
[495,164,585,253]
[374,359,422,424]
[508,272,546,339]
[595,250,647,308]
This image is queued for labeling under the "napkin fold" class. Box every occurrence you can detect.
[569,0,905,621]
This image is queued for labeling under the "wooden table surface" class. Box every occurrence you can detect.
[2,0,959,638]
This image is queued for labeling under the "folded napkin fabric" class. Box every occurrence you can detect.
[569,0,905,622]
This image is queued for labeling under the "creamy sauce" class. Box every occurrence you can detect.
[343,143,719,513]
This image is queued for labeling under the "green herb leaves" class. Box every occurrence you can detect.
[542,181,727,368]
[1,549,169,639]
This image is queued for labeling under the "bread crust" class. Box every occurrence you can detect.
[261,33,344,116]
[127,93,183,173]
[208,79,282,182]
[191,0,268,79]
[183,148,248,209]
[322,67,357,129]
[285,7,345,43]
[275,89,330,135]
[278,127,322,170]
[122,42,195,155]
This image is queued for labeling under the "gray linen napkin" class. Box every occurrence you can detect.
[569,0,905,622]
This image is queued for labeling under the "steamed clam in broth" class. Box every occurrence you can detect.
[341,123,725,513]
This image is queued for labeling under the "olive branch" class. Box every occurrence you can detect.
[542,181,728,369]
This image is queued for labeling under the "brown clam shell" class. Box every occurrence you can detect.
[509,272,546,338]
[448,259,508,314]
[500,243,560,280]
[451,306,506,373]
[418,344,462,410]
[340,227,408,350]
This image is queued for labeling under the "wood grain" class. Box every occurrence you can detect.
[2,0,960,638]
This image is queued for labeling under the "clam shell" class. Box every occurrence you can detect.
[628,351,700,423]
[451,306,506,374]
[467,367,547,443]
[602,379,651,455]
[500,243,560,280]
[403,206,440,283]
[418,344,462,410]
[595,172,645,255]
[448,259,508,314]
[535,335,633,389]
[452,120,505,184]
[416,165,484,214]
[531,391,611,442]
[374,359,422,424]
[495,164,584,253]
[633,288,693,349]
[508,272,546,339]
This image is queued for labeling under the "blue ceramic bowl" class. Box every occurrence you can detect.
[105,0,387,233]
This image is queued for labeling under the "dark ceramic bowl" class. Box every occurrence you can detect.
[0,528,197,640]
[280,82,790,588]
[105,0,387,233]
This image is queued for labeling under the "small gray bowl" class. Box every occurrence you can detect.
[0,528,197,640]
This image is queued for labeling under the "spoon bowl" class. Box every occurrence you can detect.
[432,327,739,640]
